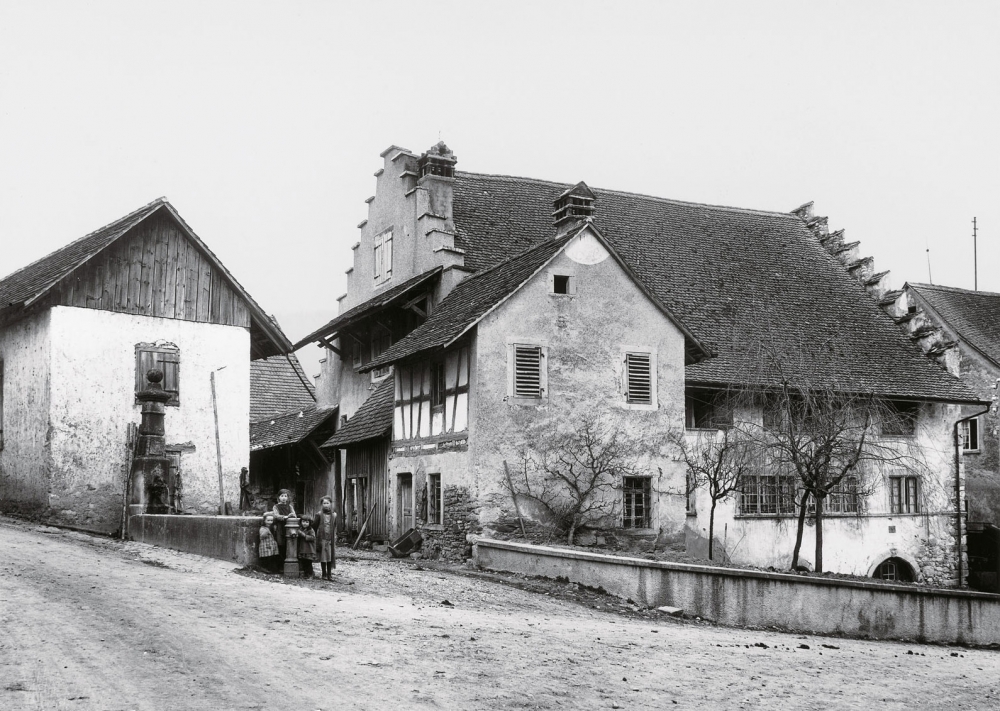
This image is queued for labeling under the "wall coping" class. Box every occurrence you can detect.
[132,514,260,527]
[476,538,1000,602]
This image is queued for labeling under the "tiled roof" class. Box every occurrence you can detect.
[322,378,394,447]
[909,283,1000,368]
[363,233,574,371]
[0,199,165,309]
[250,405,338,452]
[0,198,292,358]
[440,171,979,403]
[250,352,316,422]
[293,266,442,350]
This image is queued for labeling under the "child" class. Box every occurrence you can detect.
[271,489,297,559]
[258,513,280,573]
[313,496,337,580]
[297,517,317,578]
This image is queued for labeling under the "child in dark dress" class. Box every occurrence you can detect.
[297,517,317,578]
[271,489,297,559]
[258,513,280,573]
[313,496,337,580]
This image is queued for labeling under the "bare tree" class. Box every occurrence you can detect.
[503,415,640,545]
[669,423,759,561]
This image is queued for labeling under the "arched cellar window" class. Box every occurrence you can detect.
[873,557,915,583]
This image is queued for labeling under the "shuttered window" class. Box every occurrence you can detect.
[135,344,180,405]
[513,345,543,398]
[625,352,652,405]
[374,230,393,286]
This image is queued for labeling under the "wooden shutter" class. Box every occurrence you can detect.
[513,345,542,397]
[159,350,180,404]
[625,352,652,405]
[135,349,157,391]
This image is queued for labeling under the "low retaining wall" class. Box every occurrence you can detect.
[129,514,259,567]
[475,538,1000,646]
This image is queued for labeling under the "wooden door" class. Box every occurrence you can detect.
[398,474,414,532]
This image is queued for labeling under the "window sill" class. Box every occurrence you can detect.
[620,527,656,534]
[962,449,982,455]
[686,511,697,518]
[421,523,445,532]
[622,402,657,412]
[507,396,547,406]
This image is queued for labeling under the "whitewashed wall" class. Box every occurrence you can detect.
[46,306,250,529]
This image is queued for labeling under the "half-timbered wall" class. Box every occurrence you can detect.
[393,346,470,442]
[41,213,251,330]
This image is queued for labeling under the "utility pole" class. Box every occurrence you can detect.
[973,217,978,291]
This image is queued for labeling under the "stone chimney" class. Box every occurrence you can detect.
[553,182,596,235]
[415,141,465,273]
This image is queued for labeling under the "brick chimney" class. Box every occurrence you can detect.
[553,182,596,235]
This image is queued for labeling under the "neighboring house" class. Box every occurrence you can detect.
[298,142,985,585]
[248,352,338,516]
[883,283,1000,523]
[0,198,291,533]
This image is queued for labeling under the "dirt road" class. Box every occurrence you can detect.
[1,517,998,710]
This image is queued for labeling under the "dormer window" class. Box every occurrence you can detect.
[374,230,393,286]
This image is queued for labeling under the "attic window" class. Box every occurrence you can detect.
[551,274,576,295]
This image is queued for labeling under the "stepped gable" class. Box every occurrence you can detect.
[908,283,1000,367]
[448,172,978,402]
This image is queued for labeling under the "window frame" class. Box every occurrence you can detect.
[507,341,548,403]
[373,229,393,287]
[548,270,577,296]
[622,476,652,529]
[961,417,981,453]
[370,325,392,382]
[883,400,919,437]
[685,386,731,429]
[888,475,920,514]
[427,472,443,525]
[135,343,180,406]
[430,360,447,410]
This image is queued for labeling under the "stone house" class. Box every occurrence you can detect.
[298,142,985,584]
[882,283,1000,523]
[0,198,291,533]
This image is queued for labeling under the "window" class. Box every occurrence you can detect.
[0,359,4,451]
[889,475,919,514]
[373,230,393,286]
[431,361,447,408]
[550,273,576,295]
[685,387,731,429]
[511,344,545,398]
[826,476,860,514]
[961,418,980,452]
[370,326,392,381]
[135,344,180,405]
[883,400,918,436]
[739,457,797,515]
[428,473,442,525]
[622,477,651,528]
[352,339,362,368]
[873,557,915,582]
[624,352,652,405]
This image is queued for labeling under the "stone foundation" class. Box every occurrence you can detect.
[419,485,481,561]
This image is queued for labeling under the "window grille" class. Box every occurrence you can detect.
[513,345,543,398]
[622,477,651,528]
[625,352,652,405]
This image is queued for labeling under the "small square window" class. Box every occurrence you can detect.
[549,272,576,295]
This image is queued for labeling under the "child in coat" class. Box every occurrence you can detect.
[313,496,337,580]
[271,489,297,559]
[297,517,317,578]
[258,513,280,573]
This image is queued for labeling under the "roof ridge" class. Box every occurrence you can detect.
[0,196,168,284]
[455,170,799,220]
[909,282,1000,298]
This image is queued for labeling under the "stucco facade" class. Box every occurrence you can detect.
[0,306,250,532]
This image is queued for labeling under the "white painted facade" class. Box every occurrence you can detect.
[0,305,250,531]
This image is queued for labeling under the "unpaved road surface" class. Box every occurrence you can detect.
[1,517,998,710]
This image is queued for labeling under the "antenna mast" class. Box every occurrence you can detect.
[926,241,933,285]
[973,217,978,291]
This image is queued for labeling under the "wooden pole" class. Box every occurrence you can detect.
[353,505,376,549]
[211,368,226,515]
[503,460,527,537]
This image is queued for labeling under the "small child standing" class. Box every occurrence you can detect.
[313,496,337,580]
[297,517,317,578]
[271,489,297,560]
[258,513,280,573]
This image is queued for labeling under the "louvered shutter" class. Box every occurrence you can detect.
[513,345,542,397]
[625,352,652,405]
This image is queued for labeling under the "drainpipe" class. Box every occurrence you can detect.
[953,404,992,587]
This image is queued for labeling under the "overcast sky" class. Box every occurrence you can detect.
[2,1,997,380]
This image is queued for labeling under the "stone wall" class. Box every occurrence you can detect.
[419,485,480,560]
[129,513,259,566]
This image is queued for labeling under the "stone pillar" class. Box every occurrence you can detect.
[283,517,300,577]
[131,369,173,515]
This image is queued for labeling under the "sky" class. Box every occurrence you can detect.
[1,1,998,381]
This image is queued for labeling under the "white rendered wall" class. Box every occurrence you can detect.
[48,306,250,529]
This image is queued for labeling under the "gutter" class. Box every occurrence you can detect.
[953,403,992,587]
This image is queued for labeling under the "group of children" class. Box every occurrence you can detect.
[258,489,338,580]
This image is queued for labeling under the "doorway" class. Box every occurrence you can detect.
[398,473,414,532]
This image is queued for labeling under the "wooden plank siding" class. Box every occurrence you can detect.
[393,345,470,442]
[344,437,390,540]
[47,212,250,329]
